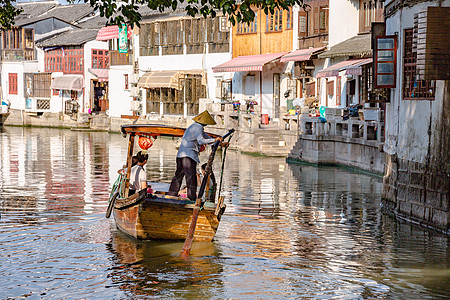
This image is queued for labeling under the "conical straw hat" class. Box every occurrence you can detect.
[192,110,216,125]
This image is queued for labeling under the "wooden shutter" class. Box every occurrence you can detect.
[314,7,319,34]
[327,80,334,96]
[9,73,18,95]
[298,10,307,38]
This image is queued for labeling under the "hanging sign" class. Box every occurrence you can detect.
[118,25,128,53]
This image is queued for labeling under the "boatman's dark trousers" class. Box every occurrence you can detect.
[168,157,197,201]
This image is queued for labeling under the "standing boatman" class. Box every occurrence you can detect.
[168,110,223,201]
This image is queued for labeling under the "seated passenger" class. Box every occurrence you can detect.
[129,151,148,196]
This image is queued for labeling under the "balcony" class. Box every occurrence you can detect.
[1,49,35,61]
[110,50,133,66]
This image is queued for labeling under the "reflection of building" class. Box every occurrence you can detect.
[0,127,112,215]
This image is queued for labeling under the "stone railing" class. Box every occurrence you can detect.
[207,103,262,131]
[281,107,384,145]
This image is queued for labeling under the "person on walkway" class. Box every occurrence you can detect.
[129,150,148,196]
[168,110,221,201]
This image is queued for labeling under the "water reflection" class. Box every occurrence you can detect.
[0,126,448,299]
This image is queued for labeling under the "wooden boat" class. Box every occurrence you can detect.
[0,112,9,125]
[108,124,233,242]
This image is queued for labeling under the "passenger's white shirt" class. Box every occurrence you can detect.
[129,164,146,191]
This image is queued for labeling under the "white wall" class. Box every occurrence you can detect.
[138,51,231,104]
[108,65,133,118]
[383,0,450,162]
[328,0,359,47]
[83,39,109,113]
[1,61,39,110]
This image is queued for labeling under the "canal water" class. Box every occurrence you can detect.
[0,126,448,299]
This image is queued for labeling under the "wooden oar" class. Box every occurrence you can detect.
[180,129,235,259]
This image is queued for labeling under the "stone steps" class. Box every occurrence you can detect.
[254,128,291,156]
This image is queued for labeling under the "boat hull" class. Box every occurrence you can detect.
[0,113,9,125]
[113,193,224,242]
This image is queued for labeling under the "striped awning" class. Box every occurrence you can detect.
[212,52,288,73]
[96,25,132,41]
[316,59,367,78]
[88,68,109,82]
[280,47,326,63]
[345,58,372,75]
[138,70,203,90]
[50,74,84,91]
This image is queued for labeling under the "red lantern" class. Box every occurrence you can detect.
[199,144,206,152]
[138,136,153,150]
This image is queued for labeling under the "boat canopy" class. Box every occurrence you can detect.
[120,124,219,138]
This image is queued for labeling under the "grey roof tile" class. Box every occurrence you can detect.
[318,34,372,59]
[37,28,99,47]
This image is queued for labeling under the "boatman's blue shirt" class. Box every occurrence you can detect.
[177,122,215,163]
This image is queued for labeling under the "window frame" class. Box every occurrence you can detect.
[8,73,18,95]
[402,28,435,100]
[266,9,283,32]
[92,49,109,69]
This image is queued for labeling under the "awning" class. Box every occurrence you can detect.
[316,59,367,78]
[88,68,109,82]
[96,25,132,41]
[212,52,288,72]
[280,47,326,63]
[50,74,84,91]
[137,70,204,90]
[345,58,372,76]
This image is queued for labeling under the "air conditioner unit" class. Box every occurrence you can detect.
[130,101,141,111]
[130,73,139,84]
[130,86,139,96]
[219,16,230,32]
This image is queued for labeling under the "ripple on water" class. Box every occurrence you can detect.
[0,127,449,299]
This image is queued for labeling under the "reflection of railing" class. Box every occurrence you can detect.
[109,50,133,65]
[1,49,35,61]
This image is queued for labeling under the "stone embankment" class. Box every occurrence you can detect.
[5,106,385,175]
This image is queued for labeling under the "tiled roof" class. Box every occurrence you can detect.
[318,34,372,59]
[77,16,108,29]
[16,1,58,19]
[37,28,99,47]
[41,3,95,24]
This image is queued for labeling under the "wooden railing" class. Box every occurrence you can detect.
[109,50,133,65]
[1,49,35,61]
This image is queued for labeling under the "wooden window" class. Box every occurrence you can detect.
[402,29,435,100]
[327,80,334,96]
[237,13,257,34]
[92,49,109,69]
[374,35,396,88]
[185,18,206,54]
[8,73,18,95]
[208,17,230,53]
[220,79,232,101]
[319,6,328,33]
[45,47,83,74]
[359,0,384,33]
[305,81,315,97]
[124,74,128,90]
[286,8,293,30]
[33,73,51,98]
[45,49,63,72]
[266,9,283,32]
[298,10,308,38]
[336,77,341,106]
